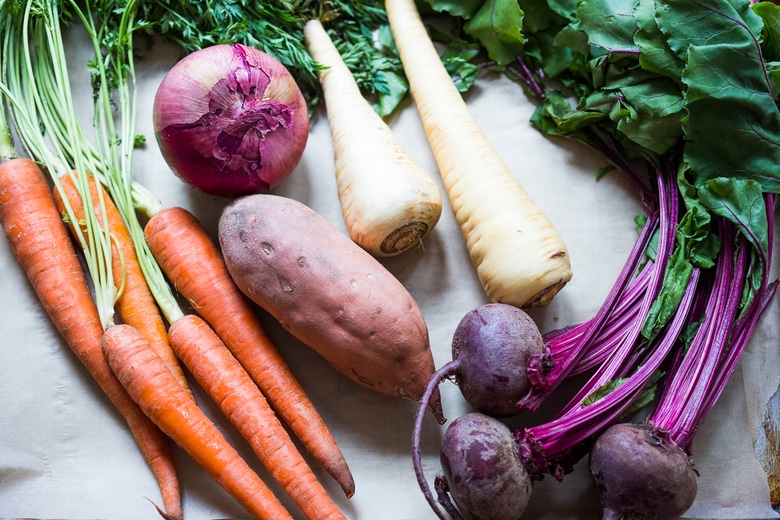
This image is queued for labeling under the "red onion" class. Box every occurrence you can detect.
[153,43,309,198]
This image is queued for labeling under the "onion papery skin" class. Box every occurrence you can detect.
[153,43,309,198]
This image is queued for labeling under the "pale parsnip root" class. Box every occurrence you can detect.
[385,0,572,307]
[304,18,443,257]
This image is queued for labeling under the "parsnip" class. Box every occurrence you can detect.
[304,18,442,257]
[385,0,572,307]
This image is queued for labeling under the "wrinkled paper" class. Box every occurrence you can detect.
[1,26,778,520]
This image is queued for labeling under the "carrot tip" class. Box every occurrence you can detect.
[339,474,356,499]
[145,495,182,520]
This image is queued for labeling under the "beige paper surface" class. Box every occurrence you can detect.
[0,26,778,520]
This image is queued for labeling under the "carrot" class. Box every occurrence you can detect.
[303,18,443,257]
[52,172,193,398]
[101,323,294,520]
[168,314,347,520]
[384,0,572,308]
[144,206,355,497]
[0,158,182,520]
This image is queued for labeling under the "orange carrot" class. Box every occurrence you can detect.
[53,172,193,398]
[144,205,355,497]
[168,314,347,520]
[101,323,294,520]
[0,158,182,520]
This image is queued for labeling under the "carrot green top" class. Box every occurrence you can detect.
[0,0,184,327]
[0,0,119,328]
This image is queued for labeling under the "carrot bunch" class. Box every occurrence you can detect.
[0,1,352,518]
[0,157,184,518]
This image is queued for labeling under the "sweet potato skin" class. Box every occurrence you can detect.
[218,194,440,413]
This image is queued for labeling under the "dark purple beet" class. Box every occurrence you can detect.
[411,304,544,519]
[452,303,545,417]
[440,413,532,520]
[589,423,697,520]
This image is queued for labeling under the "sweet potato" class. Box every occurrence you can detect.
[218,194,443,420]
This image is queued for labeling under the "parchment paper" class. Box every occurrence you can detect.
[1,26,778,520]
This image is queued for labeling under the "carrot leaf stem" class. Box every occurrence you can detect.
[72,0,184,324]
[1,0,118,328]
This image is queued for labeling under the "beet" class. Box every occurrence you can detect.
[440,413,532,520]
[451,303,546,417]
[589,423,697,520]
[411,304,544,519]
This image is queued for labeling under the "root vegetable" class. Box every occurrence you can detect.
[411,304,543,520]
[588,215,777,520]
[303,18,442,257]
[385,0,572,308]
[53,173,192,398]
[415,303,546,419]
[451,304,546,417]
[0,158,182,519]
[405,2,780,519]
[588,423,697,520]
[144,206,354,496]
[439,413,531,520]
[0,4,185,515]
[102,323,293,520]
[168,314,347,520]
[218,193,443,420]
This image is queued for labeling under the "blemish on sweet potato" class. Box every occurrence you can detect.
[278,275,293,293]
